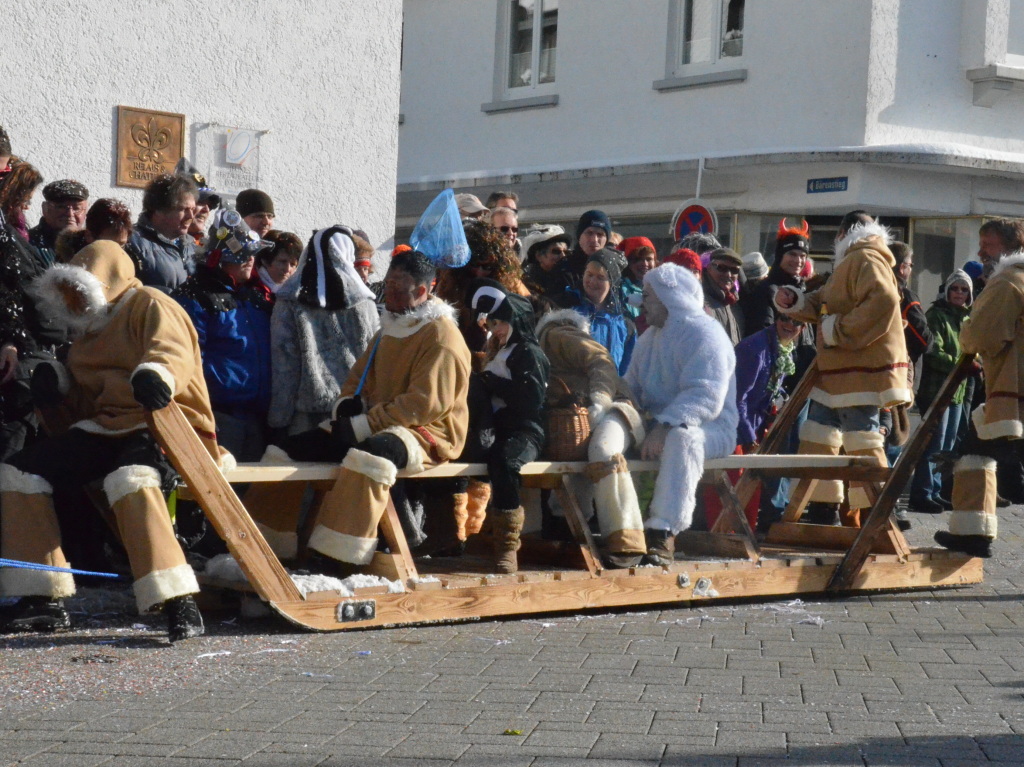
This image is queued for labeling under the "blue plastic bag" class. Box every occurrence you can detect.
[410,189,471,268]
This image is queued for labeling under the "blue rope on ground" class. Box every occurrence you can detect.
[0,558,126,580]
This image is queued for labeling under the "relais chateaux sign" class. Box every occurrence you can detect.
[115,106,185,189]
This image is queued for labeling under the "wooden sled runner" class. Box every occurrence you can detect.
[146,356,983,632]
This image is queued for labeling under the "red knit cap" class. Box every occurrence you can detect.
[620,236,656,261]
[664,247,702,274]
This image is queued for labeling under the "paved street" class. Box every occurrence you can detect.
[2,509,1024,767]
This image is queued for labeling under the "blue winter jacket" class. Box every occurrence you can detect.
[734,325,780,446]
[574,298,635,376]
[174,265,272,415]
[126,215,196,293]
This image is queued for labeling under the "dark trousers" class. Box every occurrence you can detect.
[487,430,542,510]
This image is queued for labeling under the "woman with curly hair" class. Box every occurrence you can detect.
[0,161,42,242]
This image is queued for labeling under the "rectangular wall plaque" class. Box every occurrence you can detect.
[116,106,185,189]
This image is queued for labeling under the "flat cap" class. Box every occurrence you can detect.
[42,179,89,202]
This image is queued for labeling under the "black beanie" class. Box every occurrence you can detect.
[236,189,275,218]
[576,209,611,240]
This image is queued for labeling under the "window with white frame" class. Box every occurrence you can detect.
[680,0,744,67]
[506,0,558,90]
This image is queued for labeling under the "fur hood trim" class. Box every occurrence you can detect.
[644,262,705,319]
[992,250,1024,279]
[33,264,109,334]
[536,308,590,338]
[380,297,458,339]
[834,221,892,266]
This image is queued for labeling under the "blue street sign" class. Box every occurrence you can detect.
[807,177,848,194]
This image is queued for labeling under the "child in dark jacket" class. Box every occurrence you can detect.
[469,279,550,574]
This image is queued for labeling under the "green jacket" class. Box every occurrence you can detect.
[917,299,970,407]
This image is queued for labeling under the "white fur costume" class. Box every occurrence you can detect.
[626,264,738,533]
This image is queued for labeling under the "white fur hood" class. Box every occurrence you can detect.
[645,262,705,319]
[536,308,589,338]
[833,221,893,266]
[380,296,458,339]
[992,250,1024,279]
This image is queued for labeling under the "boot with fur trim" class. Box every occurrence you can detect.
[491,507,524,574]
[465,479,491,537]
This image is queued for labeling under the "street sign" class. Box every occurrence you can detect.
[670,199,718,240]
[806,177,848,194]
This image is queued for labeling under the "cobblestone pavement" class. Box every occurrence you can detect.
[2,509,1023,767]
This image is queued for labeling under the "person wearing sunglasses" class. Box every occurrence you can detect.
[702,247,745,346]
[521,223,577,307]
[489,206,520,259]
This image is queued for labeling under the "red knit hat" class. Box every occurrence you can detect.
[664,247,702,274]
[620,236,656,261]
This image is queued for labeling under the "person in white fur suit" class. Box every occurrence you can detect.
[626,263,739,565]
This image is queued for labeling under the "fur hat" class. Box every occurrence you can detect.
[236,188,275,218]
[576,209,611,239]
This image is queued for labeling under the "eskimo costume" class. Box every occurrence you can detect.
[251,286,472,568]
[471,280,550,573]
[0,241,231,639]
[268,227,380,434]
[537,309,647,567]
[625,264,738,557]
[935,253,1024,557]
[774,222,910,525]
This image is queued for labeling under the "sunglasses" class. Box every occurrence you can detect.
[713,263,740,275]
[779,317,805,327]
[549,246,568,255]
[498,226,519,234]
[949,285,970,293]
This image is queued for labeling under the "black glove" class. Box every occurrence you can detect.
[132,369,172,411]
[334,397,364,418]
[331,417,358,449]
[30,364,63,408]
[480,370,506,394]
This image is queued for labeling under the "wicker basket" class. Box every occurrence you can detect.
[544,379,591,461]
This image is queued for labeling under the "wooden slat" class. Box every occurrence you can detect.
[710,472,760,560]
[377,495,419,580]
[146,403,303,604]
[765,522,898,554]
[553,475,603,575]
[828,354,977,591]
[267,550,981,631]
[675,531,759,559]
[782,478,818,522]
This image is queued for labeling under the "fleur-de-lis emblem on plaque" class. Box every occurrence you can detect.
[131,118,172,162]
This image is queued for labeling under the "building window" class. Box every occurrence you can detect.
[681,0,744,66]
[507,0,558,90]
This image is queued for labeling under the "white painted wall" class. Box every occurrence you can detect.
[399,0,873,183]
[3,0,402,249]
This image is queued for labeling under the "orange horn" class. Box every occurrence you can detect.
[777,218,789,236]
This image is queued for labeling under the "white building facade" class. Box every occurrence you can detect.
[4,0,403,251]
[398,0,1024,300]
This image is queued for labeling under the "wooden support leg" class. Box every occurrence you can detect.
[367,494,419,581]
[709,472,760,561]
[782,478,818,522]
[553,475,603,575]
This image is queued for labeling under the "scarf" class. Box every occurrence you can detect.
[767,337,796,400]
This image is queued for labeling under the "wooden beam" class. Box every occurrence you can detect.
[146,403,303,605]
[553,475,603,575]
[706,472,760,559]
[782,478,818,522]
[376,495,419,581]
[676,531,759,559]
[765,522,898,554]
[828,355,977,591]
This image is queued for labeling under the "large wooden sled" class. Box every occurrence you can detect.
[147,356,983,631]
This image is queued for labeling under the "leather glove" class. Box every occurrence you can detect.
[132,370,172,411]
[334,397,364,418]
[30,364,63,408]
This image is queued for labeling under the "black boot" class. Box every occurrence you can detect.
[893,508,912,532]
[641,528,675,567]
[934,531,992,558]
[803,502,840,526]
[0,596,71,633]
[165,596,205,642]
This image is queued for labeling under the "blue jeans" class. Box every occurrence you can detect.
[910,403,963,502]
[806,401,881,433]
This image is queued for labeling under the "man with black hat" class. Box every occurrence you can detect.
[567,209,626,277]
[235,188,275,238]
[29,179,88,267]
[703,247,745,346]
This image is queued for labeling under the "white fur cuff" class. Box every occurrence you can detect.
[379,426,427,474]
[821,314,839,348]
[260,444,294,465]
[954,455,998,474]
[799,420,843,448]
[133,563,199,613]
[773,286,806,315]
[842,430,885,453]
[848,485,874,510]
[0,464,53,495]
[351,414,372,443]
[308,524,377,565]
[103,465,162,506]
[0,565,76,599]
[949,510,997,538]
[219,449,237,473]
[809,479,845,504]
[341,448,398,486]
[132,362,177,395]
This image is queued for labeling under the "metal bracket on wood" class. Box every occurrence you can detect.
[337,600,376,623]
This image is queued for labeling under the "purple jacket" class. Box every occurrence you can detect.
[734,325,780,446]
